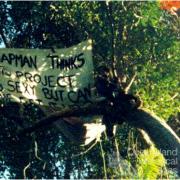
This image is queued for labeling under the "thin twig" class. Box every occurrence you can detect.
[72,140,98,158]
[114,137,121,171]
[170,93,178,100]
[104,1,117,79]
[23,162,31,179]
[99,140,107,179]
[124,73,137,93]
[0,28,11,48]
[34,138,47,171]
[23,137,34,179]
[34,140,43,161]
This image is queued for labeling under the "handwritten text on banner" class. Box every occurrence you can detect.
[0,40,95,109]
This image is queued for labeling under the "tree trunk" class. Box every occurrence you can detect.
[125,109,180,174]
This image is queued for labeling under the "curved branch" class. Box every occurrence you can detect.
[125,109,180,174]
[19,104,180,174]
[19,103,102,135]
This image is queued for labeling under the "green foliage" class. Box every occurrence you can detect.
[134,40,179,119]
[137,147,166,179]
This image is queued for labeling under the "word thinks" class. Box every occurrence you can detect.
[47,53,85,70]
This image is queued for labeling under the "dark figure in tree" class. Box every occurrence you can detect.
[95,64,141,138]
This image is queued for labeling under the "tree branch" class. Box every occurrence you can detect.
[104,1,117,79]
[19,102,180,173]
[0,27,11,48]
[125,109,180,174]
[124,73,137,93]
[19,102,102,135]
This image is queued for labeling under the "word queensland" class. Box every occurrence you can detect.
[0,40,95,109]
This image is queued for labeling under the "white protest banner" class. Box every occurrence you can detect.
[0,40,95,109]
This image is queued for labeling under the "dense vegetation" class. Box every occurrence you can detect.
[0,1,179,179]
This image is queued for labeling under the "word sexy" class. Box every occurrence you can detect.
[0,85,92,108]
[0,67,92,107]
